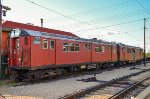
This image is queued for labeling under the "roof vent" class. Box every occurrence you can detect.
[92,38,97,40]
[26,23,34,26]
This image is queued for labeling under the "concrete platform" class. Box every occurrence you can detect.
[135,85,150,99]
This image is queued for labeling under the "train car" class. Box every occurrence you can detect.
[8,28,143,81]
[8,29,119,80]
[117,43,143,65]
[135,47,143,63]
[90,39,117,68]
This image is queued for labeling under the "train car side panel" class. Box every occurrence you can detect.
[56,39,91,65]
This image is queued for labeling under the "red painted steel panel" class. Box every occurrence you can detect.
[31,37,56,67]
[91,44,112,62]
[56,39,91,65]
[111,45,117,62]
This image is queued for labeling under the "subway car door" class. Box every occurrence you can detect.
[14,38,20,66]
[49,39,56,65]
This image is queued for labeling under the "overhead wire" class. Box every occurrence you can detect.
[25,0,130,33]
[25,0,149,46]
[53,9,147,29]
[75,18,145,32]
[67,0,136,18]
[25,0,96,26]
[136,0,150,15]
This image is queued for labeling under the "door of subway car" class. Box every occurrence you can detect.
[9,29,21,67]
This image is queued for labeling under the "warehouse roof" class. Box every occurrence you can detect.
[2,21,77,37]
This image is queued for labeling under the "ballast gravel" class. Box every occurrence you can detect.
[0,64,150,99]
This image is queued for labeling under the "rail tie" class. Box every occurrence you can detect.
[109,76,150,99]
[58,68,150,99]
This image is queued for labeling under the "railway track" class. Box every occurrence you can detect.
[58,68,150,99]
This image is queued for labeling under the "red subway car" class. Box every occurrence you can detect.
[8,29,143,80]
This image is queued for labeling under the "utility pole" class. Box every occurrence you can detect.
[144,18,146,66]
[0,0,11,80]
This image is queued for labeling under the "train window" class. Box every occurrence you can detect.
[50,40,55,49]
[69,43,75,51]
[95,46,102,52]
[88,44,91,50]
[114,46,116,53]
[24,37,28,45]
[127,48,131,53]
[43,39,48,49]
[85,44,88,50]
[75,44,80,51]
[15,39,19,49]
[122,47,124,51]
[63,43,69,51]
[108,46,111,51]
[85,43,91,50]
[102,46,105,52]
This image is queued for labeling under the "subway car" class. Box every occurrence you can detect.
[8,29,143,81]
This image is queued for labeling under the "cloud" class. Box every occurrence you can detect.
[107,32,114,35]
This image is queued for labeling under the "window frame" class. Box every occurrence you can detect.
[102,46,105,52]
[43,39,48,49]
[95,46,103,52]
[50,40,55,49]
[69,43,75,52]
[114,46,116,53]
[15,38,19,49]
[63,43,69,52]
[85,43,91,51]
[24,36,28,45]
[75,44,80,52]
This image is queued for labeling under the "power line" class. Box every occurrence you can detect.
[75,18,145,33]
[25,0,128,34]
[52,9,147,29]
[67,0,136,18]
[25,0,149,45]
[25,0,97,27]
[136,0,150,15]
[48,0,148,21]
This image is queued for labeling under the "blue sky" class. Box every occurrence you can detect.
[2,0,150,52]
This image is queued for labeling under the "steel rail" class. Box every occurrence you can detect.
[58,68,150,99]
[109,76,150,99]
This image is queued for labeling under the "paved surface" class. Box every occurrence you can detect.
[136,84,150,99]
[0,63,150,99]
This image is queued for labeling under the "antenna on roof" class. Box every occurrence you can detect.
[40,18,43,27]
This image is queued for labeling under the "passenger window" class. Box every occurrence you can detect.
[69,43,75,51]
[50,40,55,49]
[24,36,28,45]
[127,48,131,53]
[43,39,48,49]
[114,46,116,53]
[102,46,105,52]
[85,43,91,50]
[95,46,102,52]
[85,44,88,50]
[15,39,19,49]
[108,46,111,51]
[75,44,80,51]
[122,47,124,51]
[63,43,69,51]
[88,44,91,50]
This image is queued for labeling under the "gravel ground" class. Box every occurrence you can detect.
[0,63,150,99]
[130,69,150,82]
